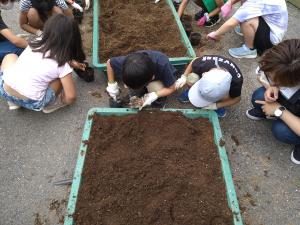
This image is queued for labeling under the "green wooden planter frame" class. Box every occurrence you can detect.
[64,108,243,225]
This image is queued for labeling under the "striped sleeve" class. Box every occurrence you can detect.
[55,0,69,10]
[19,0,32,12]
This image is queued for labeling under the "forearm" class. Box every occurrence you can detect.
[106,60,116,83]
[216,96,241,108]
[156,85,176,98]
[20,23,39,35]
[215,17,239,36]
[280,110,300,136]
[182,58,197,76]
[208,7,221,18]
[177,0,188,18]
[14,37,27,48]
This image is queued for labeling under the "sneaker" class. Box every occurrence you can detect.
[7,101,21,110]
[246,108,266,120]
[42,96,67,113]
[291,145,300,165]
[204,15,221,28]
[229,44,257,59]
[178,89,189,103]
[215,108,227,118]
[234,25,243,36]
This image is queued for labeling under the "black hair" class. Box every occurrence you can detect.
[122,53,155,89]
[31,0,55,22]
[29,14,86,66]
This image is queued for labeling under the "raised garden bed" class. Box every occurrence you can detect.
[92,0,196,71]
[64,108,243,225]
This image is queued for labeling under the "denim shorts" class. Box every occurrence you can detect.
[0,72,56,111]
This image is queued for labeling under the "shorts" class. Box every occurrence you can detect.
[0,72,56,111]
[254,17,274,56]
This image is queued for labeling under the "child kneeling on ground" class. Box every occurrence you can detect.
[246,39,300,165]
[175,55,243,117]
[106,50,177,110]
[0,14,86,113]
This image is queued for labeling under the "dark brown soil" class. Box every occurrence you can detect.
[99,0,187,62]
[74,111,233,225]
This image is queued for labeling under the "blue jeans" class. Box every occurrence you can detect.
[0,40,24,61]
[251,87,300,146]
[0,72,56,111]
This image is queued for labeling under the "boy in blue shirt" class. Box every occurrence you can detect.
[105,50,177,109]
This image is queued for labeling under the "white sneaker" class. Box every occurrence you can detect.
[42,96,67,113]
[291,146,300,165]
[7,101,21,110]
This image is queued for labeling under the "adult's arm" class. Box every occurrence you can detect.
[0,28,27,48]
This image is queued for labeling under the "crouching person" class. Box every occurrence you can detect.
[246,39,300,165]
[175,55,243,117]
[106,50,177,110]
[0,14,85,113]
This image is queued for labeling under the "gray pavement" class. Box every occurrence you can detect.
[0,2,300,225]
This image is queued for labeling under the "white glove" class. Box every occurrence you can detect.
[84,0,90,10]
[203,103,217,110]
[35,29,43,37]
[175,75,187,90]
[139,92,158,110]
[106,82,120,100]
[72,2,83,12]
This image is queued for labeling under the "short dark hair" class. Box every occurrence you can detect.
[122,52,155,89]
[259,39,300,87]
[29,14,86,66]
[31,0,55,21]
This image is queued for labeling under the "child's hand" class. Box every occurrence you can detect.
[207,31,220,41]
[70,60,86,71]
[139,92,158,110]
[175,75,187,90]
[197,13,209,27]
[221,1,232,18]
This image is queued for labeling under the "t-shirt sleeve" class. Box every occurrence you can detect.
[233,2,264,23]
[19,0,31,12]
[58,63,73,78]
[55,0,68,10]
[109,56,126,80]
[229,80,243,98]
[159,62,176,87]
[0,15,8,31]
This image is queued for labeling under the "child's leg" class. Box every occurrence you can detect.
[27,8,44,30]
[240,17,259,49]
[62,8,73,18]
[1,54,18,72]
[178,0,189,18]
[51,6,64,15]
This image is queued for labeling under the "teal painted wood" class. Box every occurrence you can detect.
[64,108,243,225]
[92,0,196,71]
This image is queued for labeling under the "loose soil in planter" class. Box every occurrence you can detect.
[99,0,187,62]
[74,111,233,225]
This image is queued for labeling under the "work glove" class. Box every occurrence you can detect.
[84,0,90,10]
[197,13,209,27]
[72,2,83,12]
[175,74,187,90]
[139,92,158,110]
[106,82,120,101]
[35,29,43,37]
[207,31,217,41]
[203,103,217,110]
[221,2,232,18]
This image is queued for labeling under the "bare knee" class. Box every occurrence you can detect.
[52,6,63,14]
[63,8,73,18]
[241,17,259,29]
[1,54,18,72]
[28,8,44,29]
